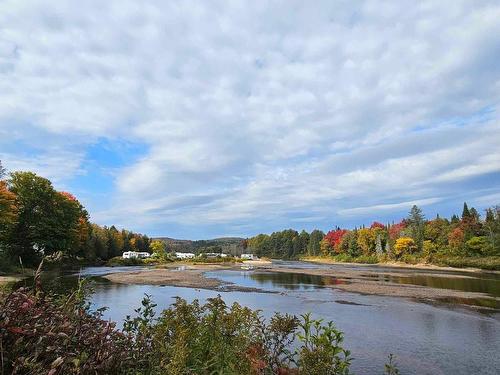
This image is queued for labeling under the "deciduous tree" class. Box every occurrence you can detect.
[394,237,416,257]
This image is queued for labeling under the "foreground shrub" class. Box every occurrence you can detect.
[0,281,133,374]
[123,295,352,374]
[1,269,397,374]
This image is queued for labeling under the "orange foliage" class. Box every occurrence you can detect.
[59,191,77,201]
[389,222,405,240]
[370,221,385,229]
[448,227,464,249]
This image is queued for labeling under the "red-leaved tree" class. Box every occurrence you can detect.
[324,229,348,253]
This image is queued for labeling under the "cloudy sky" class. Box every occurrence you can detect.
[1,1,500,239]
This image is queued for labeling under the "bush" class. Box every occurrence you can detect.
[422,240,437,260]
[0,282,359,374]
[465,236,492,256]
[297,313,351,374]
[0,281,133,374]
[399,253,420,264]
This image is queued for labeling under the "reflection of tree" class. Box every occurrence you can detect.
[249,272,349,290]
[391,275,500,297]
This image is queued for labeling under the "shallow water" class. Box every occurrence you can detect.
[25,263,500,375]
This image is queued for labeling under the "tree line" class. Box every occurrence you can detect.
[246,203,500,261]
[0,161,150,267]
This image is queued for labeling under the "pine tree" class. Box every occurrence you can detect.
[462,202,470,220]
[407,205,425,252]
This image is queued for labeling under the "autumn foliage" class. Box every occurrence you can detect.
[323,229,348,253]
[0,171,150,267]
[247,203,500,265]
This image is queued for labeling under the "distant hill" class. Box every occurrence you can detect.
[153,236,246,255]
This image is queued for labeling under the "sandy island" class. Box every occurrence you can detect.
[102,261,499,309]
[104,263,273,293]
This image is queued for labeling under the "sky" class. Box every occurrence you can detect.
[1,1,500,239]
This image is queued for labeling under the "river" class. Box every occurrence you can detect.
[26,261,500,375]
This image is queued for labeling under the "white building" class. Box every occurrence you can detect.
[241,253,256,260]
[122,251,151,259]
[175,252,195,259]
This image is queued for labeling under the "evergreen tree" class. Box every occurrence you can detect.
[407,205,425,252]
[307,230,324,256]
[462,202,470,220]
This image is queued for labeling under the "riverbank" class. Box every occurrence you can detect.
[301,256,500,273]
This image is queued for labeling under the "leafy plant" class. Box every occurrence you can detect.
[296,313,351,374]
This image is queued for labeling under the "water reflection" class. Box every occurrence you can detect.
[248,271,348,289]
[376,274,500,297]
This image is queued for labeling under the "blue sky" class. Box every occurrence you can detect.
[1,1,500,239]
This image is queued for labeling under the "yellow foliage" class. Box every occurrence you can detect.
[357,228,375,255]
[394,237,416,257]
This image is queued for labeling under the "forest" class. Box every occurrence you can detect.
[246,204,500,269]
[0,161,150,269]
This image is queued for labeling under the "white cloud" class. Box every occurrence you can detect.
[1,0,500,236]
[338,198,443,217]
